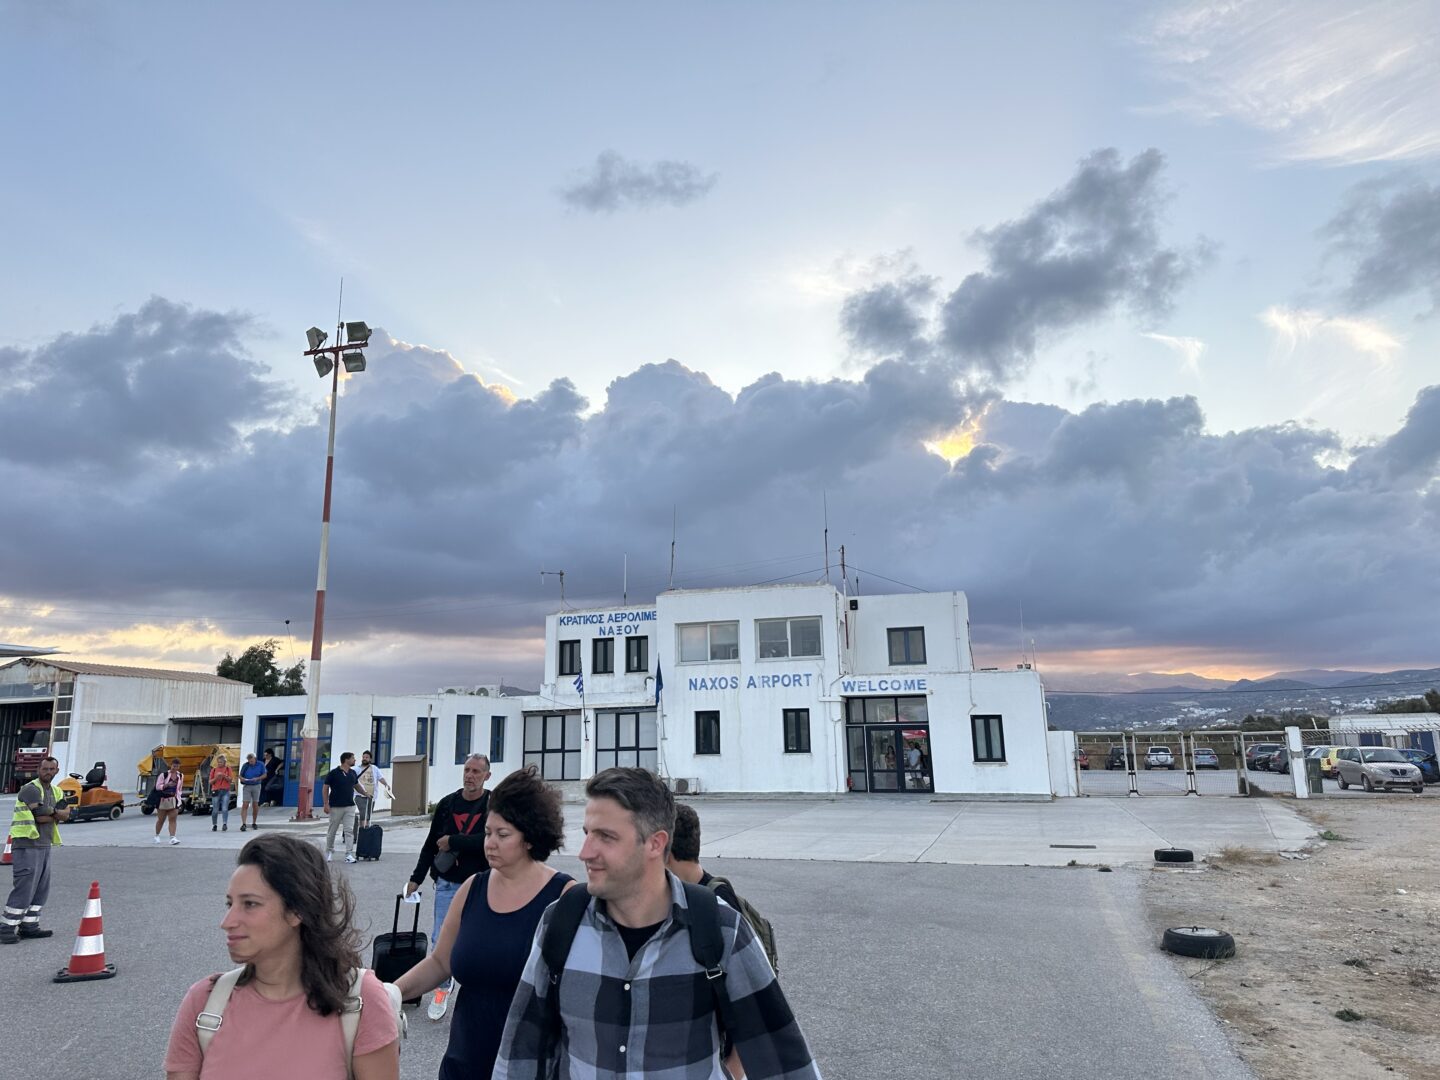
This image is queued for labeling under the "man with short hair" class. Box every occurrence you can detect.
[2,756,69,944]
[667,802,741,907]
[405,752,491,1021]
[322,751,359,864]
[493,767,820,1080]
[354,749,393,827]
[238,752,266,831]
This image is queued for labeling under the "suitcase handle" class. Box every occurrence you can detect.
[393,893,422,936]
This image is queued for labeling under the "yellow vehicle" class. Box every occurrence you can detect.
[137,743,243,816]
[57,762,127,822]
[1316,746,1343,780]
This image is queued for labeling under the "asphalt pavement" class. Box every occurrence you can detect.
[5,836,1258,1079]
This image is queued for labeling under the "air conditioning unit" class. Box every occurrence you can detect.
[667,777,702,795]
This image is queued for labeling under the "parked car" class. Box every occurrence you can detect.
[1398,747,1439,784]
[1334,747,1424,793]
[1192,746,1220,769]
[1076,748,1090,771]
[1144,745,1176,770]
[1245,743,1284,771]
[1105,745,1134,770]
[1316,746,1343,779]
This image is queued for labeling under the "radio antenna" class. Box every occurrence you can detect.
[823,490,830,586]
[668,506,677,590]
[540,569,567,609]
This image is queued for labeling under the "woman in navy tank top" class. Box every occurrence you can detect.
[393,766,574,1079]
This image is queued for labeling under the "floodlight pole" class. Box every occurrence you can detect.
[295,318,370,819]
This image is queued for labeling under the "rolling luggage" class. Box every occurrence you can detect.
[356,823,383,861]
[373,895,428,1004]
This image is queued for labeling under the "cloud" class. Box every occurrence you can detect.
[560,151,718,213]
[1142,0,1440,165]
[1323,175,1440,312]
[1141,332,1206,375]
[4,297,1440,686]
[842,149,1209,384]
[1261,305,1402,364]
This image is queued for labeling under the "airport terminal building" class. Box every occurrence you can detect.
[242,583,1060,805]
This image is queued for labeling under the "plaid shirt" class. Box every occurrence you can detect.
[494,872,821,1080]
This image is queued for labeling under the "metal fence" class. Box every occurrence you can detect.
[1074,730,1295,796]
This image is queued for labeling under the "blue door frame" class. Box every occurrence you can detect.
[257,714,332,808]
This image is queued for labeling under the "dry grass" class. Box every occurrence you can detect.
[1209,845,1280,867]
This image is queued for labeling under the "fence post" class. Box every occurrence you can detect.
[1285,726,1308,799]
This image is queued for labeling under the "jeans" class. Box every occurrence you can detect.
[326,806,357,854]
[432,876,461,992]
[211,790,231,826]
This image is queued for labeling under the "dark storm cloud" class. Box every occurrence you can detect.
[560,151,719,213]
[1324,175,1440,312]
[841,149,1210,385]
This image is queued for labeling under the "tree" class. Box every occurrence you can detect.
[1376,689,1440,714]
[217,639,306,696]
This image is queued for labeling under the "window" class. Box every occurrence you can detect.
[625,635,649,673]
[592,637,614,675]
[757,616,822,659]
[455,714,473,764]
[490,716,506,763]
[972,714,1006,763]
[417,716,436,766]
[888,626,927,665]
[695,711,721,755]
[524,713,583,780]
[595,710,659,772]
[678,621,740,662]
[784,708,811,753]
[558,640,581,677]
[370,716,394,768]
[51,680,75,744]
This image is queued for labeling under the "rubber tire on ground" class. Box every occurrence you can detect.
[1163,926,1236,959]
[1362,775,1375,793]
[1155,847,1195,863]
[1413,785,1424,794]
[109,805,123,820]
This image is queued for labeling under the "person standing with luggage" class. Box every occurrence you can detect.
[404,753,490,1021]
[354,750,393,827]
[153,758,185,845]
[239,753,266,832]
[323,753,360,864]
[210,754,234,833]
[2,755,68,944]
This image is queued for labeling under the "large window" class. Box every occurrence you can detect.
[592,638,614,675]
[558,640,581,677]
[845,696,929,725]
[679,621,740,663]
[416,715,436,766]
[757,616,822,659]
[625,635,649,673]
[370,716,394,768]
[455,714,473,764]
[695,711,721,755]
[972,714,1006,763]
[524,713,582,780]
[489,716,506,763]
[784,708,811,753]
[887,626,927,665]
[595,710,659,772]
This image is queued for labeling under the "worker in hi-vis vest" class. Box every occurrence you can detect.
[2,754,69,944]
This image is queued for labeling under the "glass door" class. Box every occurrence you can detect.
[868,728,900,791]
[901,728,933,792]
[257,714,332,807]
[846,727,868,791]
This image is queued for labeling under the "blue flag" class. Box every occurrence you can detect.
[573,673,584,695]
[654,661,663,707]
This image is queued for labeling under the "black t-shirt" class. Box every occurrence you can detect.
[616,919,665,961]
[324,767,357,807]
[699,869,741,910]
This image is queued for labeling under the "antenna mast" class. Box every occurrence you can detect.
[540,569,567,609]
[623,553,628,605]
[668,506,677,589]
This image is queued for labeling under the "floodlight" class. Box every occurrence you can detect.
[342,351,367,373]
[306,326,328,350]
[313,355,335,378]
[344,321,371,346]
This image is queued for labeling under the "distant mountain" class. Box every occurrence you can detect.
[1043,671,1232,693]
[1333,668,1440,690]
[1267,669,1378,687]
[1227,678,1318,692]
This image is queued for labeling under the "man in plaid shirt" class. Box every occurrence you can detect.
[493,768,822,1080]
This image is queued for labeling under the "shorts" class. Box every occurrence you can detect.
[241,785,261,805]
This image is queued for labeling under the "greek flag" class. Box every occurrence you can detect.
[573,673,584,695]
[654,661,663,707]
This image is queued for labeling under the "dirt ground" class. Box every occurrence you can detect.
[1144,795,1440,1079]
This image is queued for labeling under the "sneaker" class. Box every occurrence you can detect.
[222,824,228,831]
[153,835,162,844]
[326,852,333,862]
[17,926,53,939]
[240,825,247,832]
[345,853,357,864]
[170,837,181,845]
[212,824,218,832]
[427,989,449,1021]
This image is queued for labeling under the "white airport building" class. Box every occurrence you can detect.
[241,583,1065,807]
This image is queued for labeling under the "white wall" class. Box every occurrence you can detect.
[1047,729,1079,798]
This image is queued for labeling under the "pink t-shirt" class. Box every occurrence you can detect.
[165,971,398,1078]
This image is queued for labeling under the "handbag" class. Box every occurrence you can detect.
[432,850,457,874]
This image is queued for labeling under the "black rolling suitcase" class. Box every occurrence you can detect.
[356,823,383,861]
[373,895,428,1003]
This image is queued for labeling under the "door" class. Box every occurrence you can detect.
[900,728,934,792]
[846,727,868,792]
[257,714,332,807]
[868,728,899,791]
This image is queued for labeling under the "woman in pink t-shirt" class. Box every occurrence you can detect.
[164,833,399,1080]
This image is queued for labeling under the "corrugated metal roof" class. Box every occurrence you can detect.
[0,657,251,686]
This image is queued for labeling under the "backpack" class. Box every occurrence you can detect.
[195,967,406,1075]
[540,884,740,1065]
[705,875,779,976]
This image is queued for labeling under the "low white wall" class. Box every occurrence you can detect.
[1047,729,1078,797]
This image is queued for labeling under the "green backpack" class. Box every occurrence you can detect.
[705,875,779,976]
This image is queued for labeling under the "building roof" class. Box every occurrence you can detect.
[0,657,251,687]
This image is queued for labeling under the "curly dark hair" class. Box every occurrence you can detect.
[487,765,566,861]
[233,833,361,1016]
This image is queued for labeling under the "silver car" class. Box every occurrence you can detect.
[1334,747,1424,793]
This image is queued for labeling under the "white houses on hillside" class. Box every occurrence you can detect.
[241,583,1055,806]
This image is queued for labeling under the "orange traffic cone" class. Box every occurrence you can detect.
[54,881,117,983]
[1,834,11,865]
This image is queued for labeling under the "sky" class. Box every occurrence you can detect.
[2,0,1438,691]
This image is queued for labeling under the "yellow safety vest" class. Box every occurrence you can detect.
[8,780,62,846]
